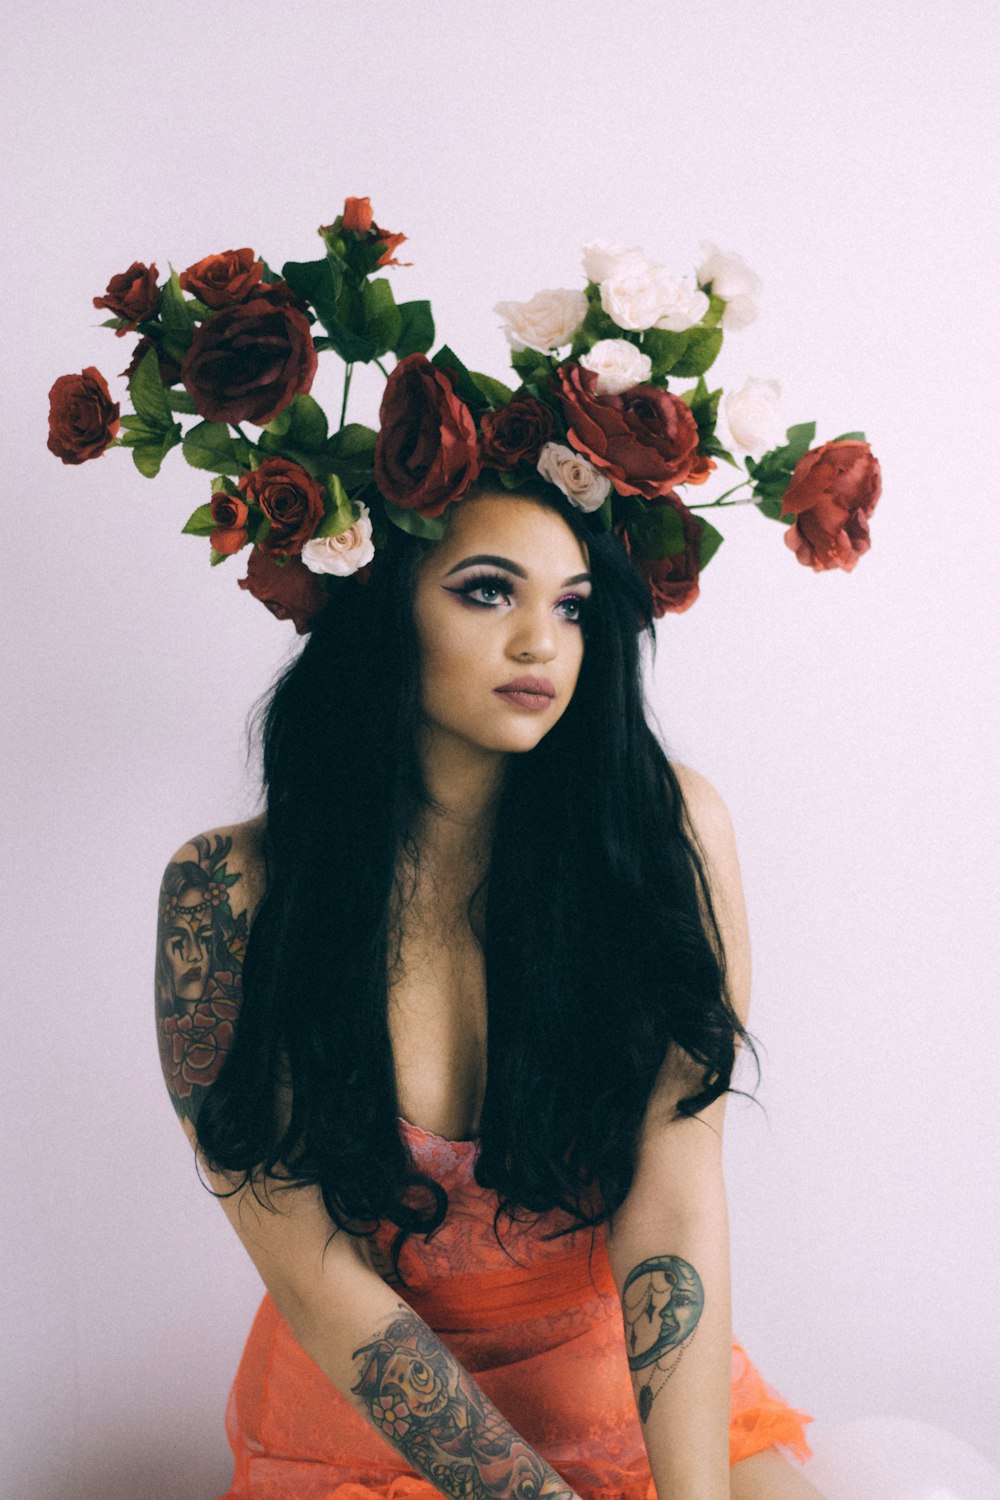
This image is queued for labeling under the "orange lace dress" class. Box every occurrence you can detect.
[220,1117,814,1500]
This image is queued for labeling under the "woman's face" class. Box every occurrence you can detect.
[411,492,592,758]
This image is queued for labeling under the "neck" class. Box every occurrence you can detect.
[411,722,506,870]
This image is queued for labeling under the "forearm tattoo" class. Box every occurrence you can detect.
[352,1307,576,1500]
[621,1255,705,1423]
[154,834,247,1124]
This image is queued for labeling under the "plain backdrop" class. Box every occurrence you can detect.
[2,2,998,1496]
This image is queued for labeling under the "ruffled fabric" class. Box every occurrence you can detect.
[219,1118,813,1498]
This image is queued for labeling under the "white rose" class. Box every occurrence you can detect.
[696,240,762,329]
[301,504,375,577]
[599,260,675,331]
[493,288,588,354]
[579,338,652,396]
[581,239,646,284]
[537,442,611,512]
[723,377,784,459]
[652,274,711,333]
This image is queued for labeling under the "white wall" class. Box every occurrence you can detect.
[3,1,998,1495]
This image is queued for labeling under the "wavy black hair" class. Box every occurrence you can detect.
[195,478,760,1279]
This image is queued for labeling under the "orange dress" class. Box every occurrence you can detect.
[220,1117,813,1500]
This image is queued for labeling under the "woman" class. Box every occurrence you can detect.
[157,475,823,1500]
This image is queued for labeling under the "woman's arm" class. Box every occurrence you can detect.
[605,767,752,1500]
[155,828,582,1500]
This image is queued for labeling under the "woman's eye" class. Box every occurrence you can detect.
[452,575,588,624]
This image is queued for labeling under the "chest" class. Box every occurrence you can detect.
[386,910,488,1143]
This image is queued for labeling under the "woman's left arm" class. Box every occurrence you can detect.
[605,766,751,1500]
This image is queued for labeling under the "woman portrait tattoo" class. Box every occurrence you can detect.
[352,1308,574,1500]
[154,833,247,1122]
[622,1254,704,1422]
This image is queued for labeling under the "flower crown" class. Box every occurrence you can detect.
[48,194,881,634]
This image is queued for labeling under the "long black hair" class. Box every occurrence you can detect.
[195,479,759,1277]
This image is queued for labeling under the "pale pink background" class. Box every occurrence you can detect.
[2,1,998,1496]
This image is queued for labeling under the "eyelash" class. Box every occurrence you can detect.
[450,571,589,625]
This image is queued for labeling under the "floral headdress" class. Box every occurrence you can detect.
[48,195,881,633]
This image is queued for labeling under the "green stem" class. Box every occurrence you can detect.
[340,363,354,426]
[686,491,760,511]
[374,358,391,379]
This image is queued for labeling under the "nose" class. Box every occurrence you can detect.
[507,602,558,662]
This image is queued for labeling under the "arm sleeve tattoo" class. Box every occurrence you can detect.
[154,833,247,1124]
[621,1254,705,1423]
[352,1306,576,1500]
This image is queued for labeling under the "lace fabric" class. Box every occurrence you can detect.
[219,1118,813,1499]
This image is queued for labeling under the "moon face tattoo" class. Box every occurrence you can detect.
[621,1255,704,1422]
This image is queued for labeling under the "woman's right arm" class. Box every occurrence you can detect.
[155,827,580,1500]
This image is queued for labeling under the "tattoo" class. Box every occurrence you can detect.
[154,834,248,1124]
[621,1254,704,1423]
[352,1306,575,1500]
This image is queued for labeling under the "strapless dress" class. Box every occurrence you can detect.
[219,1116,814,1499]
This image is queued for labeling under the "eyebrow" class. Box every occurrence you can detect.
[443,554,592,586]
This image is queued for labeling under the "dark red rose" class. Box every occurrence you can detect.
[180,296,318,426]
[179,248,264,309]
[119,335,183,387]
[93,261,161,335]
[209,492,250,555]
[780,440,881,572]
[253,278,312,317]
[237,545,331,633]
[617,491,704,616]
[555,362,700,498]
[374,353,480,517]
[47,367,120,464]
[478,396,555,470]
[237,457,325,556]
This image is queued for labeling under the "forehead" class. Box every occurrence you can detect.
[432,492,590,571]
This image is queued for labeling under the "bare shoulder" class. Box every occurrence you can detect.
[669,762,750,1029]
[154,814,268,1137]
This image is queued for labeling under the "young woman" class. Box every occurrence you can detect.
[156,478,824,1500]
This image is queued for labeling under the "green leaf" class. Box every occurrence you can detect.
[182,502,218,537]
[696,516,725,570]
[395,299,435,358]
[320,314,376,364]
[263,406,294,437]
[642,327,689,379]
[701,292,727,329]
[186,297,214,321]
[382,499,448,540]
[209,547,229,566]
[160,267,196,354]
[100,317,125,329]
[670,325,723,378]
[281,257,343,324]
[183,421,247,475]
[210,474,239,495]
[284,393,328,451]
[362,278,402,358]
[129,347,172,426]
[470,371,515,409]
[626,501,687,561]
[312,477,358,538]
[830,429,868,443]
[168,388,198,414]
[756,494,796,524]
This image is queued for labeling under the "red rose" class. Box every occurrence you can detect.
[780,440,882,573]
[337,196,408,267]
[374,353,480,517]
[684,452,717,486]
[47,367,120,464]
[617,492,704,616]
[237,546,332,634]
[120,335,183,387]
[478,396,555,470]
[238,457,325,556]
[92,261,161,335]
[179,248,265,309]
[180,296,318,426]
[253,278,312,316]
[210,492,250,555]
[158,996,237,1098]
[555,362,700,498]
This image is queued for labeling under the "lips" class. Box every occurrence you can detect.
[495,675,555,697]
